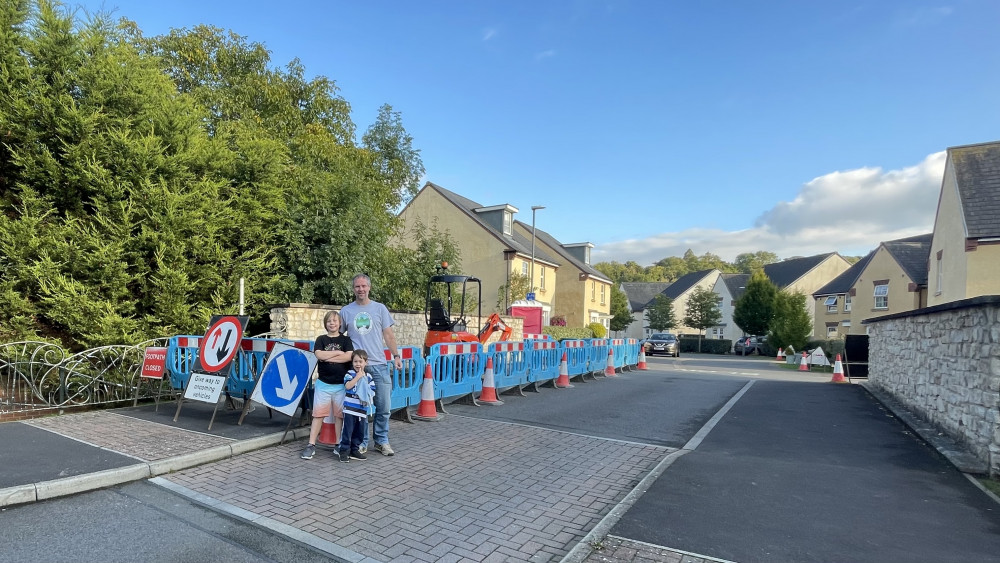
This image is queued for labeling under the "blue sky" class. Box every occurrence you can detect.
[76,0,1000,264]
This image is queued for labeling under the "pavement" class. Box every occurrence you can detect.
[1,361,997,563]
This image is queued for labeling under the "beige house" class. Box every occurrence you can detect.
[927,141,1000,306]
[762,253,851,337]
[812,235,931,337]
[512,223,613,328]
[396,182,611,329]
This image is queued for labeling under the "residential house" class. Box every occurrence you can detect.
[714,273,749,341]
[620,282,671,340]
[928,141,1000,306]
[762,253,851,337]
[395,182,611,329]
[811,251,875,338]
[512,222,613,329]
[658,269,722,336]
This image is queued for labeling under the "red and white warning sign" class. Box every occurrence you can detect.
[140,347,168,380]
[193,315,248,376]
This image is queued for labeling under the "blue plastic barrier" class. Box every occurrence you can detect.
[488,341,529,391]
[426,342,486,402]
[527,340,560,385]
[166,335,201,392]
[609,338,627,371]
[624,338,640,370]
[385,346,423,414]
[230,338,313,400]
[560,339,589,379]
[588,339,610,375]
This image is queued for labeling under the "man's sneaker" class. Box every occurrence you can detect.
[358,445,367,455]
[338,449,350,463]
[350,449,367,461]
[374,442,395,456]
[300,444,316,460]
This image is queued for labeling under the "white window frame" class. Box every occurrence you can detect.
[935,252,943,294]
[591,281,596,301]
[521,262,528,277]
[827,325,838,338]
[600,284,606,305]
[540,266,546,289]
[503,212,512,236]
[844,294,852,312]
[874,283,888,309]
[824,296,837,313]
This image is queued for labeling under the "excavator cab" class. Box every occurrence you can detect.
[423,262,514,355]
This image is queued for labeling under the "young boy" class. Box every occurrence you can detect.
[301,311,352,460]
[339,350,376,462]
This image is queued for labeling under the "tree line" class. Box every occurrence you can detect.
[0,0,458,349]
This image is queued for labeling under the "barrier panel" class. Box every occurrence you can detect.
[522,333,552,341]
[165,336,201,393]
[560,340,590,381]
[387,346,423,421]
[587,339,609,375]
[426,342,486,406]
[624,338,640,370]
[488,341,529,395]
[527,340,560,389]
[231,338,312,401]
[610,339,627,371]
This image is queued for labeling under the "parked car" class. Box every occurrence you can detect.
[734,335,766,355]
[644,333,679,357]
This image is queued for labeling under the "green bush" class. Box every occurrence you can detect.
[678,336,732,354]
[588,323,607,338]
[542,327,593,340]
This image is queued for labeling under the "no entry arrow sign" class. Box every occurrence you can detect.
[193,315,248,376]
[250,342,317,417]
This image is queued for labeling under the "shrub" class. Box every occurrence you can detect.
[549,315,567,326]
[542,327,593,340]
[588,323,607,338]
[678,336,732,354]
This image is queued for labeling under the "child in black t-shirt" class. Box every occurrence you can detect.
[300,311,353,460]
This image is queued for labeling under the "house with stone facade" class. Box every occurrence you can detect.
[927,141,1000,306]
[394,182,612,330]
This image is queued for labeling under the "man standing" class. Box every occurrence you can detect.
[340,273,402,456]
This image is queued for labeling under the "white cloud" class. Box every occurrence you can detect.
[593,151,947,265]
[482,28,497,41]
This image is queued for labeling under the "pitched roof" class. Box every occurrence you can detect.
[762,253,839,288]
[516,221,612,284]
[620,282,672,311]
[426,182,561,266]
[721,273,750,301]
[662,269,718,300]
[813,251,875,296]
[949,141,1000,239]
[882,233,933,285]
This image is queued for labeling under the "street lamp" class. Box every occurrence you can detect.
[529,205,545,299]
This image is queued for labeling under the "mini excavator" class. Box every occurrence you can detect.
[423,262,512,355]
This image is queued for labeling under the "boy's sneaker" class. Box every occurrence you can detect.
[350,449,367,461]
[358,445,367,455]
[338,449,350,463]
[374,442,395,456]
[300,444,316,460]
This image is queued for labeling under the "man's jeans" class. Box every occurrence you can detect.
[363,363,392,447]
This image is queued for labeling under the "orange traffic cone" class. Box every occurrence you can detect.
[776,348,785,361]
[605,348,617,377]
[478,358,504,405]
[413,364,441,421]
[798,352,810,371]
[555,352,573,388]
[831,354,847,383]
[317,420,339,448]
[637,345,648,370]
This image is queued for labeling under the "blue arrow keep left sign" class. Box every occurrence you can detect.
[250,343,316,417]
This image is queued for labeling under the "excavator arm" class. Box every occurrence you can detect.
[477,313,512,344]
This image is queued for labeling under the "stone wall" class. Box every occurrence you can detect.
[269,303,524,349]
[866,296,1000,475]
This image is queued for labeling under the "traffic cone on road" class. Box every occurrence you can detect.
[317,420,339,448]
[776,348,785,361]
[831,354,847,383]
[478,358,504,405]
[413,364,441,421]
[555,352,573,388]
[798,352,810,371]
[604,348,617,377]
[637,346,648,370]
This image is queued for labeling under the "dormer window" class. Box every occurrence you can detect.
[503,211,512,236]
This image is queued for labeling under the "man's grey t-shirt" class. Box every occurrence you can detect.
[340,301,395,366]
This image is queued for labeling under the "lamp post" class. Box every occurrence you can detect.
[529,205,545,299]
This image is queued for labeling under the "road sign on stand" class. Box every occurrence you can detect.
[176,314,249,430]
[249,342,317,418]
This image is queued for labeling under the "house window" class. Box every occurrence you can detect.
[824,296,837,313]
[841,320,851,328]
[591,281,595,301]
[874,283,889,309]
[521,262,528,277]
[935,250,943,294]
[844,294,852,312]
[540,266,546,289]
[827,325,838,338]
[600,284,606,305]
[503,212,512,236]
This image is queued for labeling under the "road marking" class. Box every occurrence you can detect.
[683,380,754,451]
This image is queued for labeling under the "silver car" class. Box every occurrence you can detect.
[644,333,679,357]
